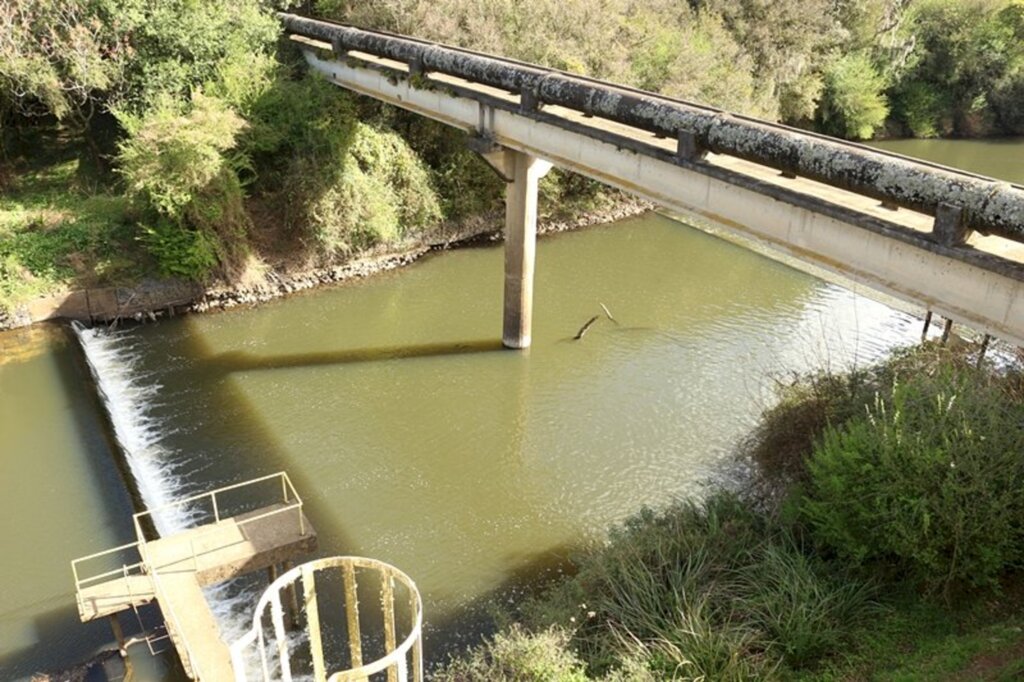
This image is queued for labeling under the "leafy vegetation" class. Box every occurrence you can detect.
[435,345,1024,680]
[2,0,1023,308]
[802,366,1024,592]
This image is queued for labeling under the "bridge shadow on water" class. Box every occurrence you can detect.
[201,338,507,374]
[148,322,557,671]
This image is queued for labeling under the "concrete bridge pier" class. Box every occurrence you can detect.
[501,149,552,349]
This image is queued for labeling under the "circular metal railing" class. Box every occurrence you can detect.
[230,557,423,682]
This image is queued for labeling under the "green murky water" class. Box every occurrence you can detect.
[107,214,926,664]
[871,136,1024,184]
[0,328,137,678]
[1,137,1021,679]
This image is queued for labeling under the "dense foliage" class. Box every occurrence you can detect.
[802,359,1024,592]
[1,0,1022,306]
[433,345,1024,680]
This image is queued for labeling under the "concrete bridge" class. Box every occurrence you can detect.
[282,14,1024,350]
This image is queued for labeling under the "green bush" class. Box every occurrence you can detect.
[241,73,357,186]
[282,121,442,257]
[801,367,1024,591]
[115,92,253,278]
[137,220,218,279]
[892,80,949,138]
[434,626,590,682]
[819,53,890,139]
[115,93,247,219]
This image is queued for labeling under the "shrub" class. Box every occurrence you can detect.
[892,80,949,138]
[744,367,880,498]
[434,626,590,682]
[801,366,1024,591]
[819,53,890,139]
[282,121,442,257]
[137,219,218,279]
[115,92,253,278]
[115,93,247,219]
[241,73,357,186]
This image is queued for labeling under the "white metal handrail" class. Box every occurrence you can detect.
[230,557,424,682]
[132,472,303,541]
[73,473,303,593]
[147,560,205,679]
[131,472,306,572]
[71,542,148,608]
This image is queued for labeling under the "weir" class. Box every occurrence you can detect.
[71,473,317,680]
[282,13,1024,349]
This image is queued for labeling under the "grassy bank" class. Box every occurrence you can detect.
[436,345,1024,681]
[0,130,142,312]
[0,117,629,319]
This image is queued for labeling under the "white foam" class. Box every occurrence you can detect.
[74,322,294,679]
[73,322,196,536]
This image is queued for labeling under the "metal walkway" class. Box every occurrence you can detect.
[72,473,317,680]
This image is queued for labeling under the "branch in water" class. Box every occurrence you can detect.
[600,302,617,324]
[574,315,600,340]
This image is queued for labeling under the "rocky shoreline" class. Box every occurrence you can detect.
[0,198,651,332]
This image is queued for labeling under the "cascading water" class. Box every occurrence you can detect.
[73,322,195,536]
[73,322,288,679]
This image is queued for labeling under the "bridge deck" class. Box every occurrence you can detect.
[295,35,1024,345]
[343,40,1024,268]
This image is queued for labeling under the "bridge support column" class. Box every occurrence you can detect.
[503,150,551,349]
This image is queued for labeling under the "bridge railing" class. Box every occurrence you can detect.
[281,13,1024,244]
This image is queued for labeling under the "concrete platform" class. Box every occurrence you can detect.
[144,503,316,586]
[77,574,156,621]
[74,488,317,680]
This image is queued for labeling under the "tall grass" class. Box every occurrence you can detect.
[503,494,875,679]
[439,345,1024,680]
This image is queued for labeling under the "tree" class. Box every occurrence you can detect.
[0,0,128,120]
[892,0,1024,136]
[695,0,844,122]
[819,52,889,139]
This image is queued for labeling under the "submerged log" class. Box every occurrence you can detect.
[574,315,600,340]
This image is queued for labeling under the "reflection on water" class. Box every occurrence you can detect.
[870,136,1024,184]
[123,213,925,666]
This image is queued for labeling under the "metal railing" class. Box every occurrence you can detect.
[71,541,148,615]
[71,472,308,680]
[281,12,1024,243]
[230,557,424,682]
[132,471,306,572]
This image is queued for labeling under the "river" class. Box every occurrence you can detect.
[1,137,1021,680]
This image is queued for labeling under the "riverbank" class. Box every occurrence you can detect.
[0,196,651,332]
[434,344,1024,681]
